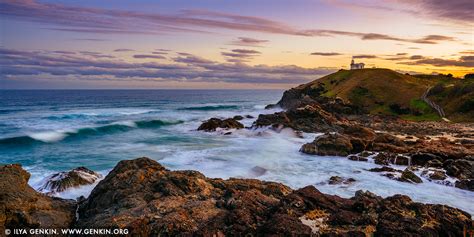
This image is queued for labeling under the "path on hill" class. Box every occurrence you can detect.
[422,87,449,121]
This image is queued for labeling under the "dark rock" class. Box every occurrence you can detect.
[245,115,254,119]
[254,104,341,133]
[398,169,423,183]
[250,166,267,177]
[38,167,102,194]
[0,164,76,229]
[328,176,356,185]
[445,159,474,179]
[373,152,394,165]
[348,155,368,162]
[421,169,447,181]
[198,117,244,132]
[411,153,441,166]
[425,159,443,168]
[369,166,400,173]
[264,104,278,109]
[233,115,244,120]
[391,155,411,166]
[455,179,474,191]
[301,133,353,156]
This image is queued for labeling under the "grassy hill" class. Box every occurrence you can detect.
[285,68,473,122]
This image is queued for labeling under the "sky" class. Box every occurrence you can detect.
[0,0,473,89]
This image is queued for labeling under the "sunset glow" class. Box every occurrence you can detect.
[1,0,473,89]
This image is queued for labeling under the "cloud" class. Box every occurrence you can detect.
[398,0,473,25]
[114,49,134,52]
[221,49,261,62]
[0,48,336,85]
[0,0,456,44]
[353,55,377,59]
[460,50,474,55]
[398,55,474,67]
[133,54,166,59]
[310,52,342,56]
[230,37,269,47]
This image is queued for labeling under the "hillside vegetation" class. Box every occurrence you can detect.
[281,68,473,122]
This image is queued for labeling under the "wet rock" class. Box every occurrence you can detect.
[254,104,341,133]
[233,115,244,121]
[250,166,267,177]
[0,164,76,229]
[245,115,254,119]
[38,167,102,194]
[369,166,400,173]
[5,157,468,235]
[348,155,368,162]
[390,155,411,166]
[425,159,443,168]
[373,152,394,165]
[444,159,474,180]
[328,176,356,185]
[300,133,353,156]
[455,179,474,191]
[359,151,374,157]
[410,153,442,166]
[198,117,244,132]
[421,169,447,181]
[398,169,423,183]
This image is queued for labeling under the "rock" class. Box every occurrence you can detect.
[444,159,474,179]
[265,104,278,109]
[359,151,374,157]
[425,159,443,168]
[410,153,442,166]
[369,166,400,173]
[300,133,353,156]
[233,115,244,120]
[37,167,102,194]
[455,179,474,191]
[398,169,423,183]
[328,176,356,185]
[373,152,394,165]
[198,117,244,132]
[4,158,470,235]
[348,155,368,162]
[245,115,254,119]
[250,166,267,177]
[391,155,411,166]
[421,169,447,181]
[254,104,341,133]
[0,164,76,229]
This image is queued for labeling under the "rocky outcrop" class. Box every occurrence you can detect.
[2,158,471,235]
[198,117,244,132]
[254,104,343,133]
[37,167,102,194]
[0,164,76,230]
[300,133,353,156]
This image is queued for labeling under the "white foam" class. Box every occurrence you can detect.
[27,131,68,142]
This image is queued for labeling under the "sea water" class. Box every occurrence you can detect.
[0,90,473,214]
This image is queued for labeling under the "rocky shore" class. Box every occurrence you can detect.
[1,158,472,236]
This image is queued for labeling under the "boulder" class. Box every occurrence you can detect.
[300,133,353,156]
[0,164,76,229]
[254,104,341,133]
[444,159,474,180]
[398,169,423,184]
[37,167,102,194]
[233,115,244,121]
[328,176,356,185]
[198,118,244,132]
[455,179,474,191]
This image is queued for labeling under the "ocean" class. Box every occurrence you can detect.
[1,89,473,214]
